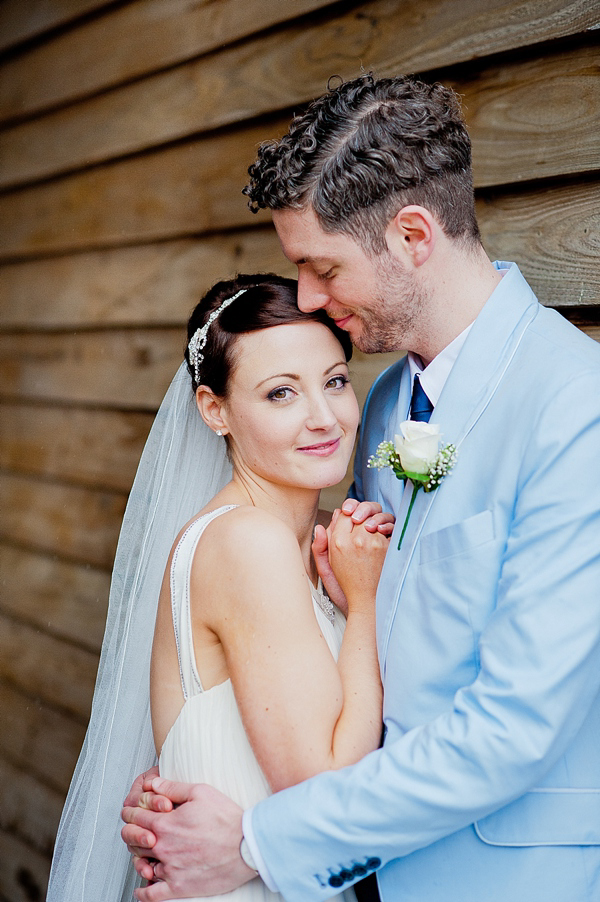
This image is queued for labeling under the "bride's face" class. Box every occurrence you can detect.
[219,320,359,490]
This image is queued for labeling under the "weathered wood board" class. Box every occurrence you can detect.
[0,230,293,328]
[0,613,99,720]
[0,827,51,902]
[2,21,599,189]
[0,472,125,567]
[0,402,153,491]
[0,0,342,119]
[0,0,114,52]
[0,544,109,651]
[0,679,86,792]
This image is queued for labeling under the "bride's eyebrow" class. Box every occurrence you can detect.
[325,360,348,374]
[254,361,346,390]
[255,372,300,388]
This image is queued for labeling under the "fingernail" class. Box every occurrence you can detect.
[342,501,353,512]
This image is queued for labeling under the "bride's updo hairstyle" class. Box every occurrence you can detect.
[185,273,352,396]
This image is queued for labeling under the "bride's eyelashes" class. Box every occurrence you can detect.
[266,374,350,404]
[325,374,350,391]
[267,385,296,402]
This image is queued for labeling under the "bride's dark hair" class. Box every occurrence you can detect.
[185,272,353,395]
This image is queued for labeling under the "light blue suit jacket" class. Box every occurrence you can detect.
[251,263,600,901]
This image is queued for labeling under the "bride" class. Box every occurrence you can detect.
[47,273,391,901]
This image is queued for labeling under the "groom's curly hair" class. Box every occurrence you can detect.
[244,73,481,254]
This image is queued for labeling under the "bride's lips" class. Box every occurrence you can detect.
[297,437,341,456]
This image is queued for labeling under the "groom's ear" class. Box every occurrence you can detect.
[385,205,436,267]
[195,386,229,436]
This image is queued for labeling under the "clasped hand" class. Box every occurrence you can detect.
[121,771,255,900]
[313,499,395,613]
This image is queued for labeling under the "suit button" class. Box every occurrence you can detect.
[366,857,381,870]
[328,875,344,888]
[352,864,367,877]
[339,869,354,882]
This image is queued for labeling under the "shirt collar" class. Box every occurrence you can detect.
[407,323,473,409]
[406,263,510,409]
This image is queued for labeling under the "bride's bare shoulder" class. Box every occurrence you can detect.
[201,504,298,561]
[189,506,305,621]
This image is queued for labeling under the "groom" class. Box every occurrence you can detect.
[122,75,600,901]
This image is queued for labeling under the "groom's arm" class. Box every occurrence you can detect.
[246,368,600,900]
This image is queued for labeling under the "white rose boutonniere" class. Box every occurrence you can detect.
[368,421,457,549]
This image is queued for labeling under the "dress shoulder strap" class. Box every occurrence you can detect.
[169,505,238,700]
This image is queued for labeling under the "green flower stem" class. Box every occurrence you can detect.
[398,482,420,550]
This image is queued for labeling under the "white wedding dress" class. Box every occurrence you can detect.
[159,506,356,901]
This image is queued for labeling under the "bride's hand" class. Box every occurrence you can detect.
[341,497,396,535]
[327,508,390,613]
[312,520,349,615]
[313,501,394,615]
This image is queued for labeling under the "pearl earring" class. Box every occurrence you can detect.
[216,429,223,436]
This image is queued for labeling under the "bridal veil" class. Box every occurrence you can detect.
[47,363,231,901]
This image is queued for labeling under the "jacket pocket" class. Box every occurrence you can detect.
[475,789,600,846]
[419,509,495,564]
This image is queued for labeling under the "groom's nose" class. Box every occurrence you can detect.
[297,267,331,312]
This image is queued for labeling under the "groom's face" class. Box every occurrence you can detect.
[273,206,425,355]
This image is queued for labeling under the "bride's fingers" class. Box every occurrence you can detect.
[344,500,383,523]
[132,855,156,881]
[140,767,160,793]
[361,511,395,534]
[135,877,174,901]
[312,523,328,555]
[138,791,173,812]
[330,508,356,538]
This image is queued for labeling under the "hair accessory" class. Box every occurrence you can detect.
[188,289,247,383]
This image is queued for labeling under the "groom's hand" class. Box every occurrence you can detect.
[122,778,255,901]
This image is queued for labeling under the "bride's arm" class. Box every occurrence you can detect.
[197,506,387,793]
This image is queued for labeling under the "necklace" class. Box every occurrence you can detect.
[310,580,335,623]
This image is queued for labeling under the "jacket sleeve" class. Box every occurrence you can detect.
[250,368,600,901]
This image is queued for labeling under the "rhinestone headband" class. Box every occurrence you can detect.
[188,288,247,383]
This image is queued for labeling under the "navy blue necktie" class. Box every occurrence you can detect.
[410,373,433,422]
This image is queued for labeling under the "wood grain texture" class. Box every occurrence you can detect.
[569,321,600,342]
[0,121,273,258]
[0,472,125,568]
[0,402,152,491]
[2,134,598,310]
[0,329,182,408]
[0,757,63,855]
[477,178,600,306]
[0,544,109,651]
[0,680,86,792]
[457,42,600,188]
[0,613,98,719]
[0,0,114,52]
[0,0,341,122]
[0,231,293,327]
[0,827,50,902]
[2,11,600,188]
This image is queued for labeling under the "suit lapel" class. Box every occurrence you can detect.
[379,264,540,674]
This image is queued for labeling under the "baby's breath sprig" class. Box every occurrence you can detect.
[367,425,457,549]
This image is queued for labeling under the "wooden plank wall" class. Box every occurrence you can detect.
[0,1,599,898]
